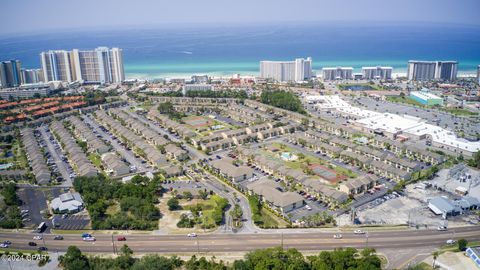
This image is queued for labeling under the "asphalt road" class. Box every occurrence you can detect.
[38,125,73,187]
[1,226,479,254]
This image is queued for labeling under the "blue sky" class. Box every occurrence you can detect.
[1,0,479,34]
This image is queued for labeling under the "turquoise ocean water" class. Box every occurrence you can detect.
[1,23,479,79]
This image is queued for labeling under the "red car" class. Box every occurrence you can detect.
[117,236,126,241]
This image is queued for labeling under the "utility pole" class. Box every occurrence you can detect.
[365,231,369,248]
[111,234,116,255]
[42,232,46,249]
[281,232,284,250]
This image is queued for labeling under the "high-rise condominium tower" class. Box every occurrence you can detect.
[260,57,312,82]
[40,47,124,84]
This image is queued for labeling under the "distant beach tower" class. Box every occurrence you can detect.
[407,60,457,81]
[259,57,312,82]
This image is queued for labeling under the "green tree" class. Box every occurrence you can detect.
[167,197,180,211]
[458,238,468,251]
[59,246,90,270]
[183,191,193,201]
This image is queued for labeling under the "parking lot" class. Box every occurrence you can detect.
[52,212,90,230]
[351,96,480,137]
[82,114,151,173]
[38,125,74,186]
[17,187,66,233]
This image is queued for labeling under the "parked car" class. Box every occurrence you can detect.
[446,239,456,245]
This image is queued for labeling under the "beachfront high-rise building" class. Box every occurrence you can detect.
[21,68,43,84]
[260,57,312,82]
[40,47,124,84]
[0,60,22,88]
[362,66,392,80]
[407,60,458,81]
[322,67,353,81]
[40,50,75,82]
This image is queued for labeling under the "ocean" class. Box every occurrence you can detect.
[1,22,479,79]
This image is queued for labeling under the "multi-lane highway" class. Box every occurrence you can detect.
[1,226,479,254]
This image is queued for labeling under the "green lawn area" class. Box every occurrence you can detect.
[184,195,228,229]
[440,240,480,252]
[270,143,357,179]
[88,152,102,169]
[337,83,380,90]
[260,208,289,228]
[386,96,425,107]
[442,107,478,116]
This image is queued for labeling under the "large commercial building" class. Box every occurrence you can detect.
[362,66,392,80]
[0,60,22,88]
[322,67,353,81]
[407,60,458,81]
[40,47,124,84]
[410,90,443,106]
[260,57,312,82]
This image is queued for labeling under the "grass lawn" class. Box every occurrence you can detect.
[270,143,357,179]
[440,240,480,252]
[260,208,289,228]
[337,83,380,90]
[386,96,425,107]
[442,107,478,116]
[88,152,102,169]
[412,262,434,270]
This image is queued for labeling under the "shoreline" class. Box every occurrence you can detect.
[125,70,478,80]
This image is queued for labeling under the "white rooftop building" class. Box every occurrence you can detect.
[313,95,480,157]
[51,192,84,213]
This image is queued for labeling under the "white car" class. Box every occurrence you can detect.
[187,233,197,237]
[0,243,9,248]
[83,237,96,242]
[437,226,448,231]
[446,239,456,245]
[305,205,312,211]
[333,234,343,239]
[354,230,365,235]
[33,235,42,240]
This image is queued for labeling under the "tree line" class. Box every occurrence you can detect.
[260,90,306,114]
[59,245,382,270]
[73,175,162,230]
